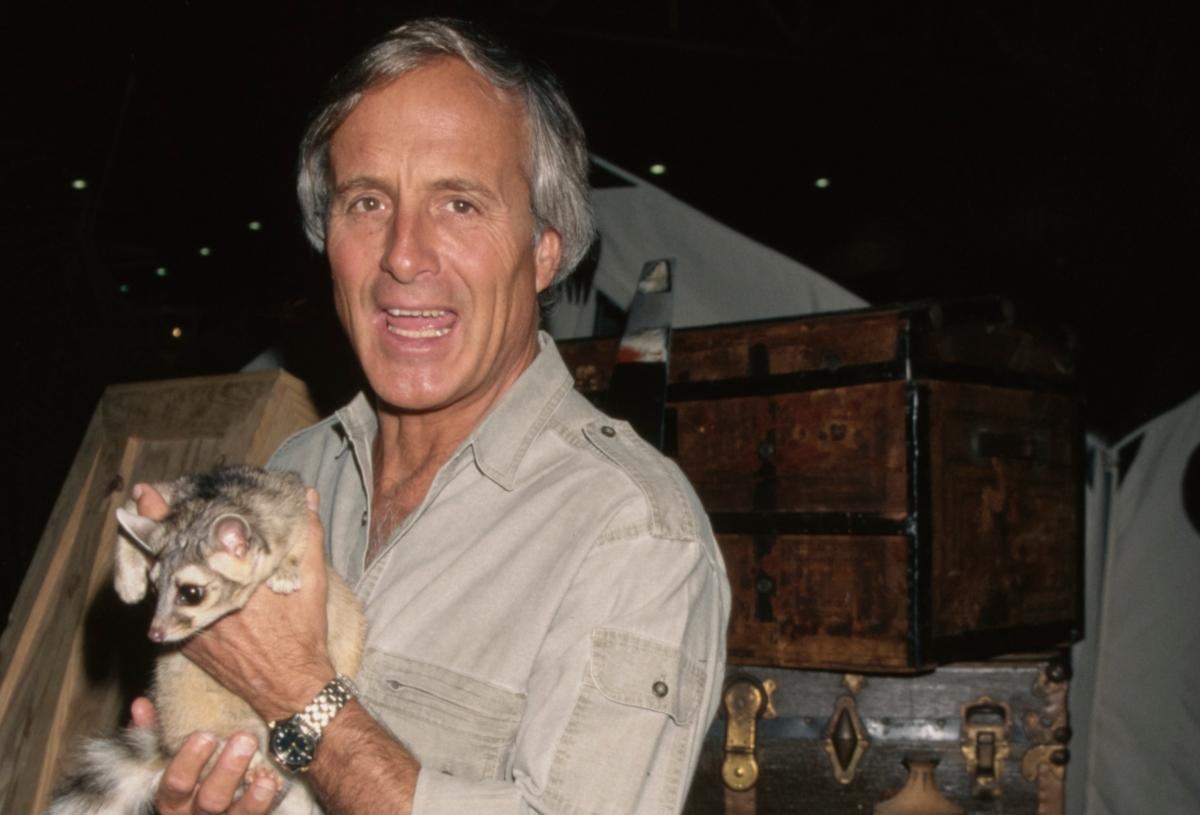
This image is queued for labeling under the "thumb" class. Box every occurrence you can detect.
[130,696,157,729]
[132,483,170,521]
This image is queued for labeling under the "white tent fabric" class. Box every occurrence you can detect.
[1070,392,1200,814]
[545,157,866,339]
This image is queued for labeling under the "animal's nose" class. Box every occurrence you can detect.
[148,626,165,642]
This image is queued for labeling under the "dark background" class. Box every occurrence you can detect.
[4,1,1197,623]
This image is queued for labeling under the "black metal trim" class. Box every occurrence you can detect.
[709,512,908,536]
[1072,403,1087,643]
[930,622,1081,663]
[907,375,934,670]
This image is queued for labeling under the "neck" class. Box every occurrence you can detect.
[366,334,540,560]
[371,331,540,487]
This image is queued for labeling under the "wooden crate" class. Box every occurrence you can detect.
[560,300,1083,672]
[0,370,318,815]
[684,658,1071,814]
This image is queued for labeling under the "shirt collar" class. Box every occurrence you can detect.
[332,331,575,492]
[468,332,574,490]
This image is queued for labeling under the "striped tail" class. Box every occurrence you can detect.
[47,726,165,815]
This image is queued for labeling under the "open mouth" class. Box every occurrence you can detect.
[383,308,456,338]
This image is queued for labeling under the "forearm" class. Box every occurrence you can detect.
[308,701,421,815]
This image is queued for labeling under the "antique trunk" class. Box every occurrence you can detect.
[683,658,1071,814]
[558,299,1083,672]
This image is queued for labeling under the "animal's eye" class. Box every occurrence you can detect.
[176,584,206,606]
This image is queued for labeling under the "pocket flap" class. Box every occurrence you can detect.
[589,628,705,725]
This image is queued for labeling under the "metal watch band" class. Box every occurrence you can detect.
[297,674,357,735]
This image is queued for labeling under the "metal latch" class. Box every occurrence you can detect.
[822,693,870,784]
[960,696,1012,797]
[721,674,776,791]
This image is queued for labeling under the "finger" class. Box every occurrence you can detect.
[132,483,170,521]
[156,732,219,814]
[193,733,259,815]
[229,767,282,814]
[130,696,156,730]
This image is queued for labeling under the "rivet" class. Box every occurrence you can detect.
[652,680,669,698]
[600,425,616,437]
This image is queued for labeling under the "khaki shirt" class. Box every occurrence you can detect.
[270,335,730,814]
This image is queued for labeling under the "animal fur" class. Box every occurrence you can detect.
[48,465,365,815]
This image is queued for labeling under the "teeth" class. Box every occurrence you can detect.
[385,325,451,338]
[385,308,447,317]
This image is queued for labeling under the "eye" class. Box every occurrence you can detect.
[448,198,476,215]
[176,584,206,606]
[349,195,384,213]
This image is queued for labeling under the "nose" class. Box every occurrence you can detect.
[382,207,437,283]
[148,625,165,643]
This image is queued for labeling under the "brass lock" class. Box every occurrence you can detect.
[822,693,870,785]
[960,696,1012,798]
[721,674,776,791]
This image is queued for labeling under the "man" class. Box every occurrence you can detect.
[132,18,729,814]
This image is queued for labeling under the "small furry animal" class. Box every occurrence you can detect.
[48,465,366,815]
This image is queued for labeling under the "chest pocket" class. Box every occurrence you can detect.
[357,649,526,780]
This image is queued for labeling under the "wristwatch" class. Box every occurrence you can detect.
[267,674,357,773]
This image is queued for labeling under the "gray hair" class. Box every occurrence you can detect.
[296,18,595,286]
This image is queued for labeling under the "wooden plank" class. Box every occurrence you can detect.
[0,370,319,814]
[0,435,106,815]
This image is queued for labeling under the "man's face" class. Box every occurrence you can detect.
[325,58,560,420]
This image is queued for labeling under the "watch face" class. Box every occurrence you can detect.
[270,719,316,771]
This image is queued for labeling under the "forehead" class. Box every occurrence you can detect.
[330,58,531,185]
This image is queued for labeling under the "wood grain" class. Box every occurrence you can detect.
[0,370,318,815]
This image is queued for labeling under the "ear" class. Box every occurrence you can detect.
[114,505,157,603]
[212,514,252,558]
[116,506,165,555]
[114,539,153,603]
[533,227,562,293]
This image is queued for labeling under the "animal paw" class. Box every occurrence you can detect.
[266,571,302,593]
[244,759,285,799]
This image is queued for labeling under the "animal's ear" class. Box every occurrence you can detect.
[116,506,166,555]
[208,515,255,582]
[114,539,152,603]
[114,504,158,603]
[212,514,252,558]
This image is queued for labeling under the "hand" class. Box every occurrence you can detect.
[180,487,335,721]
[130,698,280,814]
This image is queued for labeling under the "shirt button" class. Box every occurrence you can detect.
[600,425,616,437]
[652,681,669,698]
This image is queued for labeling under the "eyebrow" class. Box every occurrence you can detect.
[332,176,387,200]
[332,175,503,203]
[430,176,502,204]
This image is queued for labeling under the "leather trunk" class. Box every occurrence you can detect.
[683,658,1071,814]
[558,299,1083,672]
